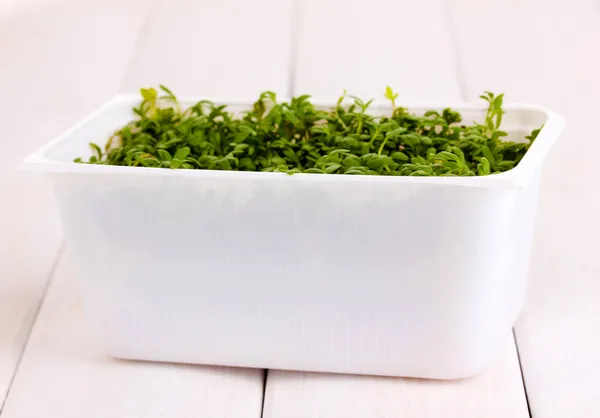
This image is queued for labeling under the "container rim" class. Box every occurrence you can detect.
[21,94,566,189]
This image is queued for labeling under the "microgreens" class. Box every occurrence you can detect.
[75,85,542,177]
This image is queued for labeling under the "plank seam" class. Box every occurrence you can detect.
[513,328,533,418]
[287,0,301,97]
[443,0,468,100]
[260,369,268,418]
[118,0,160,92]
[0,241,65,415]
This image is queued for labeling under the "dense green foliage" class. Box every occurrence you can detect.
[75,86,541,176]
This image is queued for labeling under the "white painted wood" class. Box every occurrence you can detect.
[0,0,150,405]
[0,252,265,418]
[452,0,600,416]
[0,173,62,406]
[264,1,529,416]
[294,0,461,101]
[3,0,292,414]
[120,0,294,99]
[264,340,527,418]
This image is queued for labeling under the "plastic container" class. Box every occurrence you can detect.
[23,95,564,379]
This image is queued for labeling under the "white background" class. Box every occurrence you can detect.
[1,0,599,417]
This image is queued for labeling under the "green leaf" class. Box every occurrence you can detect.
[135,154,158,167]
[170,159,183,169]
[384,86,398,110]
[436,151,460,163]
[174,147,190,160]
[89,143,103,160]
[345,167,370,175]
[481,145,496,165]
[477,157,491,175]
[140,87,157,103]
[342,155,362,168]
[234,131,251,143]
[493,94,504,109]
[188,131,205,146]
[234,143,250,153]
[324,163,341,174]
[526,125,543,142]
[218,158,232,170]
[157,149,172,162]
[282,109,299,126]
[159,85,177,101]
[391,151,409,161]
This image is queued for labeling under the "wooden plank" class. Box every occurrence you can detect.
[451,0,600,417]
[264,340,527,418]
[0,0,150,406]
[2,0,293,415]
[0,174,62,407]
[263,1,529,417]
[294,0,461,101]
[0,252,265,418]
[120,0,294,98]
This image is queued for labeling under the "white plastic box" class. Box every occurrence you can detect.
[23,95,564,379]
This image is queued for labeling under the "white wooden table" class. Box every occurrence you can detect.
[1,0,599,416]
